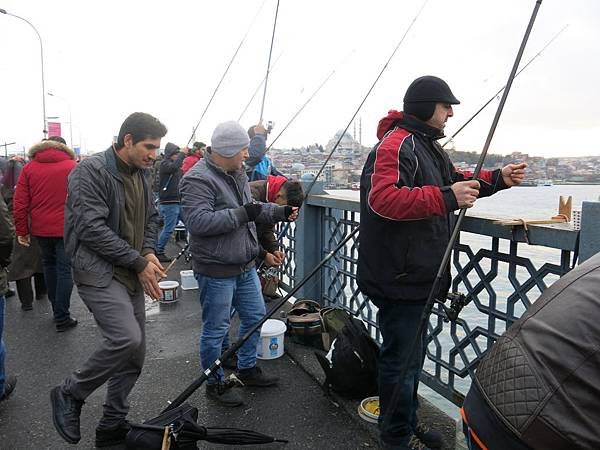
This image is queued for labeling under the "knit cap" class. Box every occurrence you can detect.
[211,121,250,157]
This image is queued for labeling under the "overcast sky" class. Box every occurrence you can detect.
[1,0,599,158]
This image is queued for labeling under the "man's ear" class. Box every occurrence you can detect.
[123,134,133,148]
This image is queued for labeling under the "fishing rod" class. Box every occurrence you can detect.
[302,0,429,201]
[442,23,568,149]
[265,49,355,152]
[162,225,360,412]
[380,0,544,438]
[275,0,429,242]
[258,0,280,123]
[185,0,266,147]
[238,51,284,122]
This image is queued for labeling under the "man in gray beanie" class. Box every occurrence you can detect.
[180,120,298,407]
[357,76,527,450]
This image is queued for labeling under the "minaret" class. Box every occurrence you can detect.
[359,117,362,145]
[353,121,357,141]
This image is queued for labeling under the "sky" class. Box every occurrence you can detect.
[1,0,599,158]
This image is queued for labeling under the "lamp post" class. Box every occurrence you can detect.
[47,92,73,148]
[1,8,47,138]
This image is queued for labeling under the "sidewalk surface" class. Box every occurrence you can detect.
[0,245,455,449]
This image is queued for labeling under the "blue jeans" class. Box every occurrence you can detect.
[36,237,74,324]
[156,203,181,254]
[195,270,265,384]
[0,295,6,395]
[376,299,428,446]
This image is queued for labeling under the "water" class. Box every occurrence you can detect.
[326,185,600,418]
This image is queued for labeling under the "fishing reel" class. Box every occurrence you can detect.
[266,121,275,133]
[435,292,470,322]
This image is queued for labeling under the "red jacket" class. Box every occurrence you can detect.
[182,153,201,174]
[13,141,77,237]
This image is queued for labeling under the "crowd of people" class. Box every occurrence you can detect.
[2,75,593,450]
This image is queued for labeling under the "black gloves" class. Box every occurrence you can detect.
[243,202,263,222]
[283,206,293,220]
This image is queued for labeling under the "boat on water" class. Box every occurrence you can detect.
[536,179,554,187]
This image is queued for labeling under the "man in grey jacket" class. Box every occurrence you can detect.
[51,112,167,447]
[180,120,297,407]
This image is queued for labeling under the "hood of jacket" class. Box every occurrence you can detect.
[28,140,76,162]
[376,110,445,141]
[164,142,180,158]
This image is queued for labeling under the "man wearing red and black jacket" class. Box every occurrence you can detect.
[357,76,526,450]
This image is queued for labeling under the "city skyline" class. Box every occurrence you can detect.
[1,0,599,158]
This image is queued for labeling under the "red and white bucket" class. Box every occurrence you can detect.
[158,281,179,303]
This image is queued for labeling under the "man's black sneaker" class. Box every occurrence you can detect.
[381,434,432,450]
[0,375,17,401]
[206,380,243,407]
[235,366,278,387]
[95,420,131,447]
[56,317,78,332]
[156,253,171,263]
[50,386,84,444]
[414,423,443,449]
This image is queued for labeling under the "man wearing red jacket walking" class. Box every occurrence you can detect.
[13,136,77,332]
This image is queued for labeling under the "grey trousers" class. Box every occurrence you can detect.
[64,278,145,428]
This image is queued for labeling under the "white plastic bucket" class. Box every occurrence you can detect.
[180,270,197,290]
[158,281,179,302]
[256,319,286,360]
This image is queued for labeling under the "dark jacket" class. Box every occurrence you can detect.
[180,155,288,278]
[13,140,77,237]
[249,180,278,258]
[357,110,505,301]
[158,143,185,203]
[0,192,15,295]
[1,160,44,281]
[463,252,600,450]
[64,147,159,287]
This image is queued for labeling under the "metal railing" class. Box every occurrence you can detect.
[276,184,595,406]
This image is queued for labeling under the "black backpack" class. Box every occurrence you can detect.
[315,317,379,399]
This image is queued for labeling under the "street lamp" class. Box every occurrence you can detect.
[1,8,47,138]
[47,92,73,148]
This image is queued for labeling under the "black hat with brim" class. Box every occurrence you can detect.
[403,75,460,105]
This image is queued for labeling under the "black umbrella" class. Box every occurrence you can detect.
[171,421,287,446]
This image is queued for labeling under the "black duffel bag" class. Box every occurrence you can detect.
[126,402,199,450]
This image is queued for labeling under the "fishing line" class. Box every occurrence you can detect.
[266,49,355,152]
[380,0,544,438]
[302,0,429,201]
[186,0,266,147]
[442,23,568,149]
[238,50,284,122]
[259,0,281,123]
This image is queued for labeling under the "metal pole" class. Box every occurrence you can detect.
[1,9,47,138]
[47,92,73,147]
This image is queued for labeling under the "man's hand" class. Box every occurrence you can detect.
[138,257,166,300]
[286,207,299,222]
[182,146,190,155]
[451,180,480,209]
[17,234,30,247]
[264,252,284,267]
[254,121,267,135]
[501,163,527,187]
[145,253,165,271]
[273,250,285,264]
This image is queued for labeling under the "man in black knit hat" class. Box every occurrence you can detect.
[357,75,527,450]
